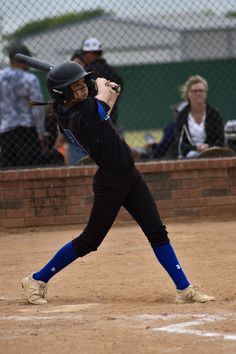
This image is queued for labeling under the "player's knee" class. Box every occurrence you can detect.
[146,224,170,248]
[72,233,103,257]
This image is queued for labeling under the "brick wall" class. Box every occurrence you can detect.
[1,157,236,231]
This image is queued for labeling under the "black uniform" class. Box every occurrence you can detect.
[56,97,169,257]
[85,58,123,127]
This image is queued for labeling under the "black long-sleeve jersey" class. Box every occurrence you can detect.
[85,59,123,127]
[55,97,134,171]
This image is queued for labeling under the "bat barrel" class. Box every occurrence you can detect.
[14,53,54,72]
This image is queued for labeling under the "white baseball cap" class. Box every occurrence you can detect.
[81,37,102,52]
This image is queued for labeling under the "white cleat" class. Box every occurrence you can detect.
[176,285,215,304]
[22,274,47,305]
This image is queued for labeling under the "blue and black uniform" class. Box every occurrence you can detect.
[32,95,190,292]
[56,97,169,257]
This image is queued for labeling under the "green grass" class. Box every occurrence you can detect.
[124,129,162,148]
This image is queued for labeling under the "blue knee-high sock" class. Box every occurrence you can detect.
[153,243,190,290]
[33,241,79,283]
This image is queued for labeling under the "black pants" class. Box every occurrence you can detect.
[0,126,45,168]
[73,166,169,256]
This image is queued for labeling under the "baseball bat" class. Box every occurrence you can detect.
[14,53,54,72]
[14,53,121,93]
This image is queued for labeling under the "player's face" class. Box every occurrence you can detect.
[70,78,88,101]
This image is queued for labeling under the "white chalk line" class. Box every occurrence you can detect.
[0,303,99,321]
[150,314,236,341]
[18,303,99,313]
[0,311,235,342]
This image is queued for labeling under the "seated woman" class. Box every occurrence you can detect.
[176,75,225,159]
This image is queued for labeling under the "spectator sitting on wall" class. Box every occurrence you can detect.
[176,75,225,159]
[0,44,47,168]
[144,102,187,160]
[81,37,124,131]
[132,102,187,161]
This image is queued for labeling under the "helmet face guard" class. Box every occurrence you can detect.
[46,61,94,104]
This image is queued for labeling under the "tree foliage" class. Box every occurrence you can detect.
[5,9,107,40]
[225,12,236,18]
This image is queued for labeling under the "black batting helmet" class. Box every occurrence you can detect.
[46,61,93,103]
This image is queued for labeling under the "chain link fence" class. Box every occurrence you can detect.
[1,0,236,169]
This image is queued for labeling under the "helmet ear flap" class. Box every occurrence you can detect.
[51,87,73,104]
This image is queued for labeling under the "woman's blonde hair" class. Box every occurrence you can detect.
[179,75,208,101]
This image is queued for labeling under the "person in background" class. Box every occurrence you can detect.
[70,49,84,66]
[132,102,187,161]
[81,37,124,131]
[0,44,46,168]
[176,75,225,159]
[144,102,187,160]
[43,105,65,165]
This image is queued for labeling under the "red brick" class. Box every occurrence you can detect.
[172,198,209,208]
[0,210,6,219]
[66,205,91,215]
[171,170,199,180]
[6,209,35,218]
[172,189,201,199]
[229,168,236,177]
[200,205,234,217]
[174,208,200,217]
[182,179,201,189]
[199,169,228,178]
[0,200,23,210]
[0,181,23,190]
[24,216,55,227]
[1,158,236,230]
[36,206,65,217]
[202,188,228,197]
[54,214,82,225]
[2,218,25,228]
[47,188,65,197]
[3,190,24,200]
[209,196,232,206]
[34,189,48,198]
[200,178,229,188]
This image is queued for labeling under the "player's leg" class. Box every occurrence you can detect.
[22,169,126,304]
[22,241,79,304]
[72,168,128,256]
[123,169,215,303]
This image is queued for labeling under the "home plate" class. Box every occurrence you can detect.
[19,303,99,313]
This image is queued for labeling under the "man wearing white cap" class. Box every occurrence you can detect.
[81,37,123,130]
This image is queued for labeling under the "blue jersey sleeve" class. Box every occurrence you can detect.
[95,99,111,121]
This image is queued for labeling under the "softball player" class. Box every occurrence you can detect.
[22,62,215,305]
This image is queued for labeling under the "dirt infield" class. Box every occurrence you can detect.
[0,220,235,354]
